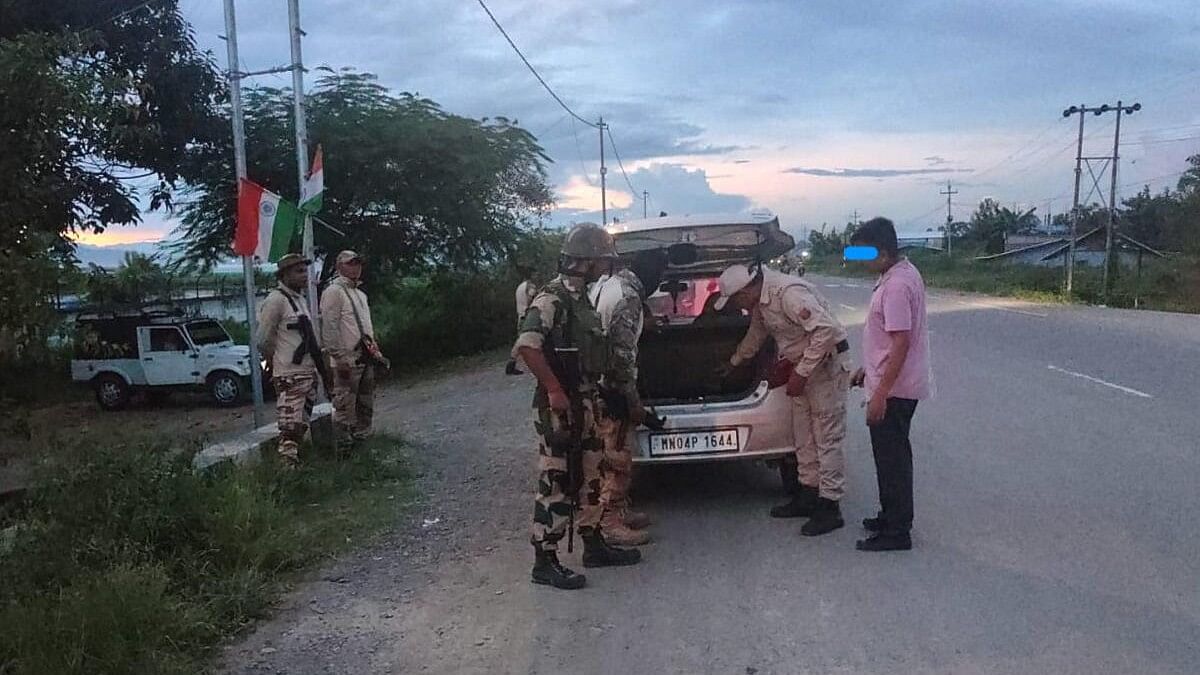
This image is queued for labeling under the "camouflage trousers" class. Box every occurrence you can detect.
[273,371,317,461]
[531,395,605,552]
[595,412,634,512]
[791,355,850,501]
[332,361,375,448]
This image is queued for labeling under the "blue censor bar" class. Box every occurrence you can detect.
[843,245,878,261]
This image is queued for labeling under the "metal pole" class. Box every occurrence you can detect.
[1066,105,1085,297]
[598,117,607,225]
[940,180,957,256]
[1102,100,1123,299]
[223,0,265,427]
[643,190,648,219]
[287,0,318,319]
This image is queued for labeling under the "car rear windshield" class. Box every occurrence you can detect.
[186,320,231,345]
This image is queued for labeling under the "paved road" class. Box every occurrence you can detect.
[225,275,1200,675]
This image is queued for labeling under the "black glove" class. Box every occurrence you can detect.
[599,386,631,421]
[642,410,667,432]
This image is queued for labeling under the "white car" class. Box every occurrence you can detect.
[72,312,255,410]
[607,213,796,472]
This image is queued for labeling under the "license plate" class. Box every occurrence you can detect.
[649,428,740,456]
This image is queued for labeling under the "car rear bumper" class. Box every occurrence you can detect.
[632,382,794,464]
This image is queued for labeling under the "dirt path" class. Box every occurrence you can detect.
[220,358,543,674]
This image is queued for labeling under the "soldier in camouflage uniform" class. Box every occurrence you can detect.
[513,223,642,590]
[256,254,318,467]
[591,249,668,546]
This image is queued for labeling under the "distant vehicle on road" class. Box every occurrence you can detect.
[606,213,797,485]
[72,311,257,410]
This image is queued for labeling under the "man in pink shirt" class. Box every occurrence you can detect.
[849,218,931,552]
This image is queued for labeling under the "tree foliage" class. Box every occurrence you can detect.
[966,199,1042,253]
[84,252,172,308]
[0,0,224,359]
[0,0,225,244]
[173,69,553,276]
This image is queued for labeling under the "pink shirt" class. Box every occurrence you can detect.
[862,259,932,400]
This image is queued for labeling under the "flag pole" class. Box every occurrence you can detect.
[287,0,319,319]
[224,0,266,427]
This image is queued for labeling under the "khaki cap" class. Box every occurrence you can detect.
[275,253,310,273]
[336,250,363,264]
[712,264,757,311]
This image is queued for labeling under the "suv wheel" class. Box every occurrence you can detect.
[208,371,244,407]
[94,374,131,411]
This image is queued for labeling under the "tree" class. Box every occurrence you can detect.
[1119,187,1177,249]
[1,1,224,363]
[0,1,224,245]
[967,199,1042,253]
[84,252,172,308]
[173,70,553,276]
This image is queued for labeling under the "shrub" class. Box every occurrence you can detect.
[0,436,414,674]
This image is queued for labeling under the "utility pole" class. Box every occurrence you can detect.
[1104,100,1139,297]
[642,190,648,219]
[287,0,318,319]
[940,180,958,255]
[1062,104,1086,296]
[223,0,265,427]
[598,116,607,225]
[1062,101,1140,300]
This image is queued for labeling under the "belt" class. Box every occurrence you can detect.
[835,339,849,354]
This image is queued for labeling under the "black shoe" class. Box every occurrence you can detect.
[581,529,642,568]
[855,532,912,551]
[531,550,586,589]
[505,360,524,376]
[770,486,818,518]
[862,516,885,533]
[800,498,845,536]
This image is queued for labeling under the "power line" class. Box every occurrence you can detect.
[1122,135,1200,146]
[474,0,598,129]
[606,126,640,195]
[85,0,167,31]
[569,116,596,186]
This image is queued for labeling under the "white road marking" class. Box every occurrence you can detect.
[841,282,863,288]
[839,303,856,311]
[824,283,842,288]
[956,300,1047,318]
[1046,365,1154,399]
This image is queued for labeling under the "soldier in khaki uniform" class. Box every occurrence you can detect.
[256,254,319,466]
[320,250,377,451]
[514,223,641,591]
[714,263,851,536]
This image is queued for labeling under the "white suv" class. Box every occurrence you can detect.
[607,213,796,468]
[72,312,255,410]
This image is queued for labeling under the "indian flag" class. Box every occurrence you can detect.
[300,145,323,213]
[232,178,301,262]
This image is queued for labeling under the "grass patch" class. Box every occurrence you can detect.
[0,434,416,675]
[808,251,1200,314]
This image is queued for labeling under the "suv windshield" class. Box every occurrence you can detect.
[186,320,232,346]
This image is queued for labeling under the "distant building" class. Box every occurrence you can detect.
[895,230,945,252]
[975,227,1165,268]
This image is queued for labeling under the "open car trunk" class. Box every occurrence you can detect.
[637,315,775,405]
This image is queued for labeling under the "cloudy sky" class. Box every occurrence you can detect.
[87,0,1200,248]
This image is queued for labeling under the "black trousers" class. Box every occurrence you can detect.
[869,397,919,535]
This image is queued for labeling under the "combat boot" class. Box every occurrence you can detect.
[581,528,642,568]
[770,485,818,518]
[622,507,652,530]
[615,497,651,530]
[531,549,586,590]
[800,497,845,536]
[600,511,651,546]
